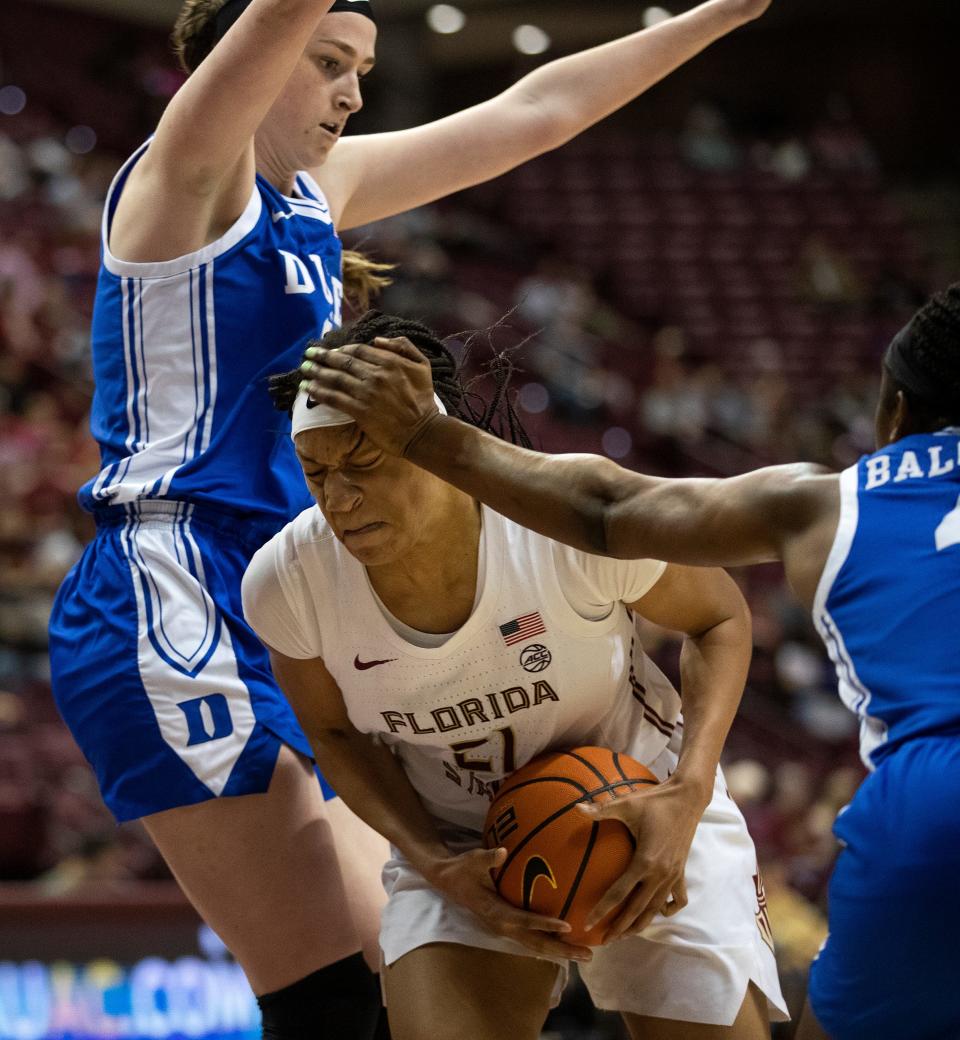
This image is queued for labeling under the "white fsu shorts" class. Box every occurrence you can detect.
[379,734,789,1026]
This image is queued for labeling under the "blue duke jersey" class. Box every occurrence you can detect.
[49,143,348,821]
[814,429,960,769]
[81,140,343,523]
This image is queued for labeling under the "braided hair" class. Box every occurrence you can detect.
[268,310,533,447]
[885,284,960,430]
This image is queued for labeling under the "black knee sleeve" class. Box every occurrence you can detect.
[257,953,382,1040]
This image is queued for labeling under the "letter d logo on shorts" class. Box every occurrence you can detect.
[178,694,234,746]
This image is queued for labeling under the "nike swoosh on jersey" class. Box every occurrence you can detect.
[354,655,398,670]
[271,211,295,223]
[521,855,557,910]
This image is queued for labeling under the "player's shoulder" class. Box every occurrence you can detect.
[493,507,565,561]
[242,506,339,618]
[280,505,339,564]
[494,508,665,605]
[249,505,333,575]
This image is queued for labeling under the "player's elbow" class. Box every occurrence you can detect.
[502,83,572,155]
[586,456,633,556]
[694,568,753,642]
[722,578,752,639]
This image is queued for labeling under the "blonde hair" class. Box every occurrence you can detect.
[342,250,393,313]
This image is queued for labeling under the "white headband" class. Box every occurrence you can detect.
[291,388,446,439]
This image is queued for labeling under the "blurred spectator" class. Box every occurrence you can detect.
[639,351,708,443]
[680,103,741,172]
[798,234,864,308]
[810,95,878,174]
[752,136,812,181]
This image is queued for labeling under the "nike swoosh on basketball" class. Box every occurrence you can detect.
[522,855,557,910]
[354,655,398,670]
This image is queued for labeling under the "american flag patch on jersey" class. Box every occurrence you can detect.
[499,612,546,646]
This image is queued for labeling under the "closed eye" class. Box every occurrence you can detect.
[347,452,383,472]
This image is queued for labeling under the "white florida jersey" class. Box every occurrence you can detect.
[242,505,681,832]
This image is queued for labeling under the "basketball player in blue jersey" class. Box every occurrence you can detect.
[300,285,960,1040]
[48,0,776,1033]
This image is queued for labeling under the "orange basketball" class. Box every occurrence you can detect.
[482,746,658,946]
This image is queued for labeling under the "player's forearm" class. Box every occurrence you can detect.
[408,416,628,555]
[408,416,727,563]
[310,728,450,875]
[670,607,752,807]
[515,0,754,148]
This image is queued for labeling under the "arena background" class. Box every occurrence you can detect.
[0,1,955,1037]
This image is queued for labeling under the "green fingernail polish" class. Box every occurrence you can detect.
[299,360,314,374]
[305,346,320,359]
[298,380,310,394]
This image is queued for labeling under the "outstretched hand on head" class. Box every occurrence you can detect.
[300,336,441,456]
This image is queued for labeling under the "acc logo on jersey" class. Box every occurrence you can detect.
[520,644,552,673]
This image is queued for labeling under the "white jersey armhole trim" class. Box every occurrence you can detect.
[547,542,667,630]
[812,464,859,620]
[628,559,668,605]
[101,144,263,280]
[295,170,331,209]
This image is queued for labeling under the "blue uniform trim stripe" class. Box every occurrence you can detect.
[820,613,871,713]
[198,263,214,456]
[101,279,140,497]
[121,508,222,678]
[184,267,197,464]
[126,277,142,451]
[182,263,214,468]
[137,278,150,444]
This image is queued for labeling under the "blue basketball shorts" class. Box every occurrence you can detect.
[48,501,335,823]
[807,736,960,1040]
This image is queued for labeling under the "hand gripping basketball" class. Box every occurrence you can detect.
[484,746,670,946]
[577,777,705,942]
[300,337,441,457]
[425,846,595,963]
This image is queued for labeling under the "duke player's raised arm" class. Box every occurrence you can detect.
[410,419,838,572]
[323,0,775,230]
[374,397,832,578]
[303,335,834,577]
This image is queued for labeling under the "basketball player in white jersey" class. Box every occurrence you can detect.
[298,290,960,1040]
[242,312,788,1039]
[49,0,776,1032]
